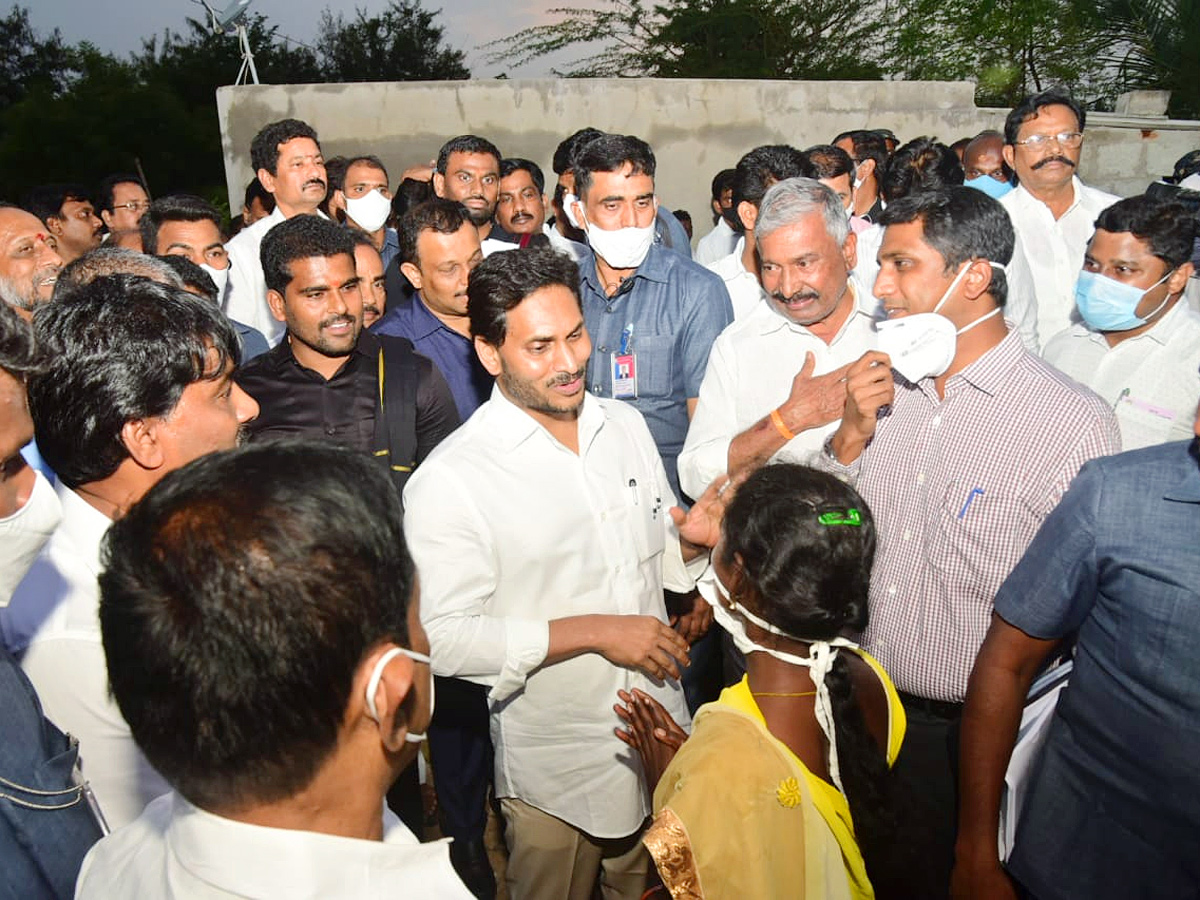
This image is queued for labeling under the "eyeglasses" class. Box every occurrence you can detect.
[111,201,151,213]
[1014,132,1083,150]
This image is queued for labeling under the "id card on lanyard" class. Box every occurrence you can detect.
[612,322,637,400]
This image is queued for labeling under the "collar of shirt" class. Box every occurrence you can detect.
[579,243,673,296]
[264,329,379,381]
[1010,176,1084,219]
[411,294,466,342]
[912,328,1026,400]
[1164,442,1200,502]
[57,482,112,577]
[156,793,469,898]
[483,383,607,456]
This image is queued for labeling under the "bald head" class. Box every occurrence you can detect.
[963,132,1010,184]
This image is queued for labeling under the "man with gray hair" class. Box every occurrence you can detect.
[678,177,876,498]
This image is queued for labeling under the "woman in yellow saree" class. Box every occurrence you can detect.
[618,464,907,899]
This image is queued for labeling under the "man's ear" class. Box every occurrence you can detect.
[474,336,502,377]
[399,261,423,292]
[266,289,287,323]
[358,645,416,752]
[857,158,877,185]
[962,258,995,303]
[100,209,116,231]
[120,418,165,470]
[257,167,277,196]
[737,200,758,233]
[841,230,859,274]
[1168,262,1195,296]
[1001,144,1017,173]
[432,171,446,199]
[45,216,65,238]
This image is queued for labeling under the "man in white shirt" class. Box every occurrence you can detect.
[1,277,259,829]
[1000,88,1120,342]
[679,177,875,499]
[706,144,813,320]
[495,157,586,260]
[693,168,739,265]
[75,441,472,899]
[1044,194,1200,449]
[404,247,724,900]
[225,118,328,346]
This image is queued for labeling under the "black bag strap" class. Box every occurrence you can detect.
[374,335,420,495]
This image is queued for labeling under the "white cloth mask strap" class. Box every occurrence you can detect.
[365,646,431,739]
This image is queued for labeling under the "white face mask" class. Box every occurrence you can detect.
[581,203,657,269]
[562,191,584,230]
[364,646,434,744]
[200,261,230,301]
[345,189,392,233]
[696,561,858,794]
[874,261,1005,382]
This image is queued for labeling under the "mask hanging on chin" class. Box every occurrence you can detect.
[344,189,392,233]
[1074,269,1173,332]
[874,260,1006,383]
[581,203,657,269]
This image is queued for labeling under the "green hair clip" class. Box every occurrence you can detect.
[818,508,862,527]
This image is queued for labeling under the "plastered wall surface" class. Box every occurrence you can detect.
[217,79,1200,244]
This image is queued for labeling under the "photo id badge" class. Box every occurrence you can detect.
[611,352,638,399]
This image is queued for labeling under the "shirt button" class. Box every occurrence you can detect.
[917,472,926,484]
[888,585,897,596]
[324,426,336,435]
[931,416,941,427]
[593,383,602,392]
[600,512,607,522]
[903,530,911,541]
[599,345,608,353]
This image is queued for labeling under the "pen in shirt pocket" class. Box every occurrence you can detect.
[957,486,984,519]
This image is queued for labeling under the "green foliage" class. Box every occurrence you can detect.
[0,5,76,116]
[317,1,470,82]
[1093,0,1200,118]
[486,0,885,78]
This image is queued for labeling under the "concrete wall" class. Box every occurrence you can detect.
[217,79,1200,241]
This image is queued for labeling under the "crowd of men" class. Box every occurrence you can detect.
[2,85,1199,899]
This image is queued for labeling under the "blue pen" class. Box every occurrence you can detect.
[958,487,984,519]
[620,323,634,355]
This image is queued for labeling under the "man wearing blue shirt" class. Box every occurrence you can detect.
[571,134,733,500]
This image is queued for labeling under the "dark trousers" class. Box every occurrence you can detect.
[890,694,963,900]
[427,676,494,843]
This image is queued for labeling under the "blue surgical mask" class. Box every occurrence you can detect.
[1074,269,1173,332]
[964,174,1014,200]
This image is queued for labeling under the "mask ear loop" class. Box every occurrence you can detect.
[364,646,431,723]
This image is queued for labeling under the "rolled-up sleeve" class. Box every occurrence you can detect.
[403,464,550,701]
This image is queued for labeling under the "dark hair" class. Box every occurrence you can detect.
[157,254,219,304]
[468,247,581,346]
[572,134,656,199]
[1004,87,1086,145]
[673,209,692,224]
[711,168,737,201]
[1095,195,1197,271]
[322,156,349,217]
[398,199,470,267]
[880,188,1014,306]
[53,247,184,299]
[392,177,435,221]
[28,275,239,488]
[500,158,546,194]
[243,177,276,214]
[95,174,146,214]
[98,440,416,812]
[260,215,356,295]
[719,464,906,890]
[804,144,856,182]
[250,119,321,176]
[0,301,43,378]
[21,184,92,225]
[833,130,888,178]
[552,127,606,176]
[881,137,965,203]
[342,154,389,187]
[733,145,813,213]
[436,135,502,175]
[140,194,223,257]
[347,228,380,252]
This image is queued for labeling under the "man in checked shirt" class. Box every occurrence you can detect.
[817,187,1119,898]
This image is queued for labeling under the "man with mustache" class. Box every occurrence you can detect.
[432,134,505,248]
[495,157,585,260]
[404,247,726,900]
[235,215,457,486]
[21,185,103,265]
[1,275,259,829]
[679,177,876,498]
[226,118,330,347]
[0,204,63,318]
[1000,88,1120,343]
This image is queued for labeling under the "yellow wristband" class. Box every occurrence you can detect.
[770,407,796,442]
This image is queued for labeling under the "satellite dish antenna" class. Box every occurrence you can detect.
[194,0,260,85]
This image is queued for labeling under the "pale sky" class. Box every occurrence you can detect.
[28,0,578,78]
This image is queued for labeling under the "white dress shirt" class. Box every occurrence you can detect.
[677,279,878,499]
[694,217,739,265]
[75,792,473,899]
[705,236,766,320]
[2,483,168,828]
[1043,300,1200,449]
[225,207,286,347]
[852,222,1042,351]
[0,470,61,604]
[1000,177,1120,343]
[403,387,695,839]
